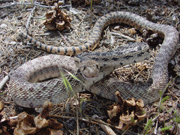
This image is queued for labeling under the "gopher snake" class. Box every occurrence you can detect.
[9,11,179,108]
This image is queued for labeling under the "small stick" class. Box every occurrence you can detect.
[111,31,135,41]
[0,75,9,90]
[0,2,70,9]
[98,119,116,135]
[26,6,36,30]
[58,31,71,47]
[0,0,13,3]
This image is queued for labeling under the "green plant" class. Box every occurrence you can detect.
[90,0,93,12]
[160,126,173,132]
[60,71,74,97]
[143,119,153,135]
[173,110,180,123]
[60,70,85,135]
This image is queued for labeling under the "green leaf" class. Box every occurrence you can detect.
[159,90,163,96]
[161,96,169,103]
[131,117,135,124]
[144,119,153,135]
[173,116,180,123]
[160,126,172,132]
[65,70,83,84]
[60,71,74,97]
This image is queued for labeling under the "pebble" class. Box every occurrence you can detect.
[0,23,7,28]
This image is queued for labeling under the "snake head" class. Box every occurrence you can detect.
[77,59,100,79]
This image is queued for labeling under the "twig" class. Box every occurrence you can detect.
[0,116,18,123]
[111,31,135,41]
[50,114,116,128]
[97,119,116,135]
[154,120,158,134]
[0,2,70,9]
[0,75,9,90]
[134,65,146,80]
[0,62,7,67]
[76,105,79,135]
[0,0,13,3]
[0,2,16,8]
[58,31,71,47]
[26,6,36,31]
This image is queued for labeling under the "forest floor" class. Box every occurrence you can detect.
[0,0,180,134]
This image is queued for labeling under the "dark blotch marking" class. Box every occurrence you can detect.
[138,46,142,51]
[123,55,133,60]
[48,95,52,99]
[50,46,53,53]
[112,57,119,61]
[64,48,67,55]
[79,46,83,51]
[102,58,109,61]
[83,66,87,71]
[85,45,89,50]
[40,43,42,48]
[115,51,123,55]
[92,57,99,61]
[68,77,74,82]
[72,47,76,55]
[45,45,47,51]
[120,62,123,66]
[42,86,47,90]
[103,73,106,78]
[29,37,33,43]
[29,87,34,92]
[137,52,145,57]
[58,47,60,53]
[77,69,81,73]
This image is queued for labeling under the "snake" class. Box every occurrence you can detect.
[9,11,179,108]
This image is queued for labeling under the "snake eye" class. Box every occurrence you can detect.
[74,59,80,65]
[83,66,87,71]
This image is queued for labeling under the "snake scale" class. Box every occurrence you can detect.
[9,11,179,108]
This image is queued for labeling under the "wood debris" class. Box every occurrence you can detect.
[107,91,146,130]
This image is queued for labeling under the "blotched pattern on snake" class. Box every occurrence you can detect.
[9,11,179,108]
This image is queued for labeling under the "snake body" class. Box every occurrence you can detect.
[9,11,179,108]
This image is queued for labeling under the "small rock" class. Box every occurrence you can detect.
[0,23,7,28]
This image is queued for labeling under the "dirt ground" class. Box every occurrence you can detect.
[0,0,180,134]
